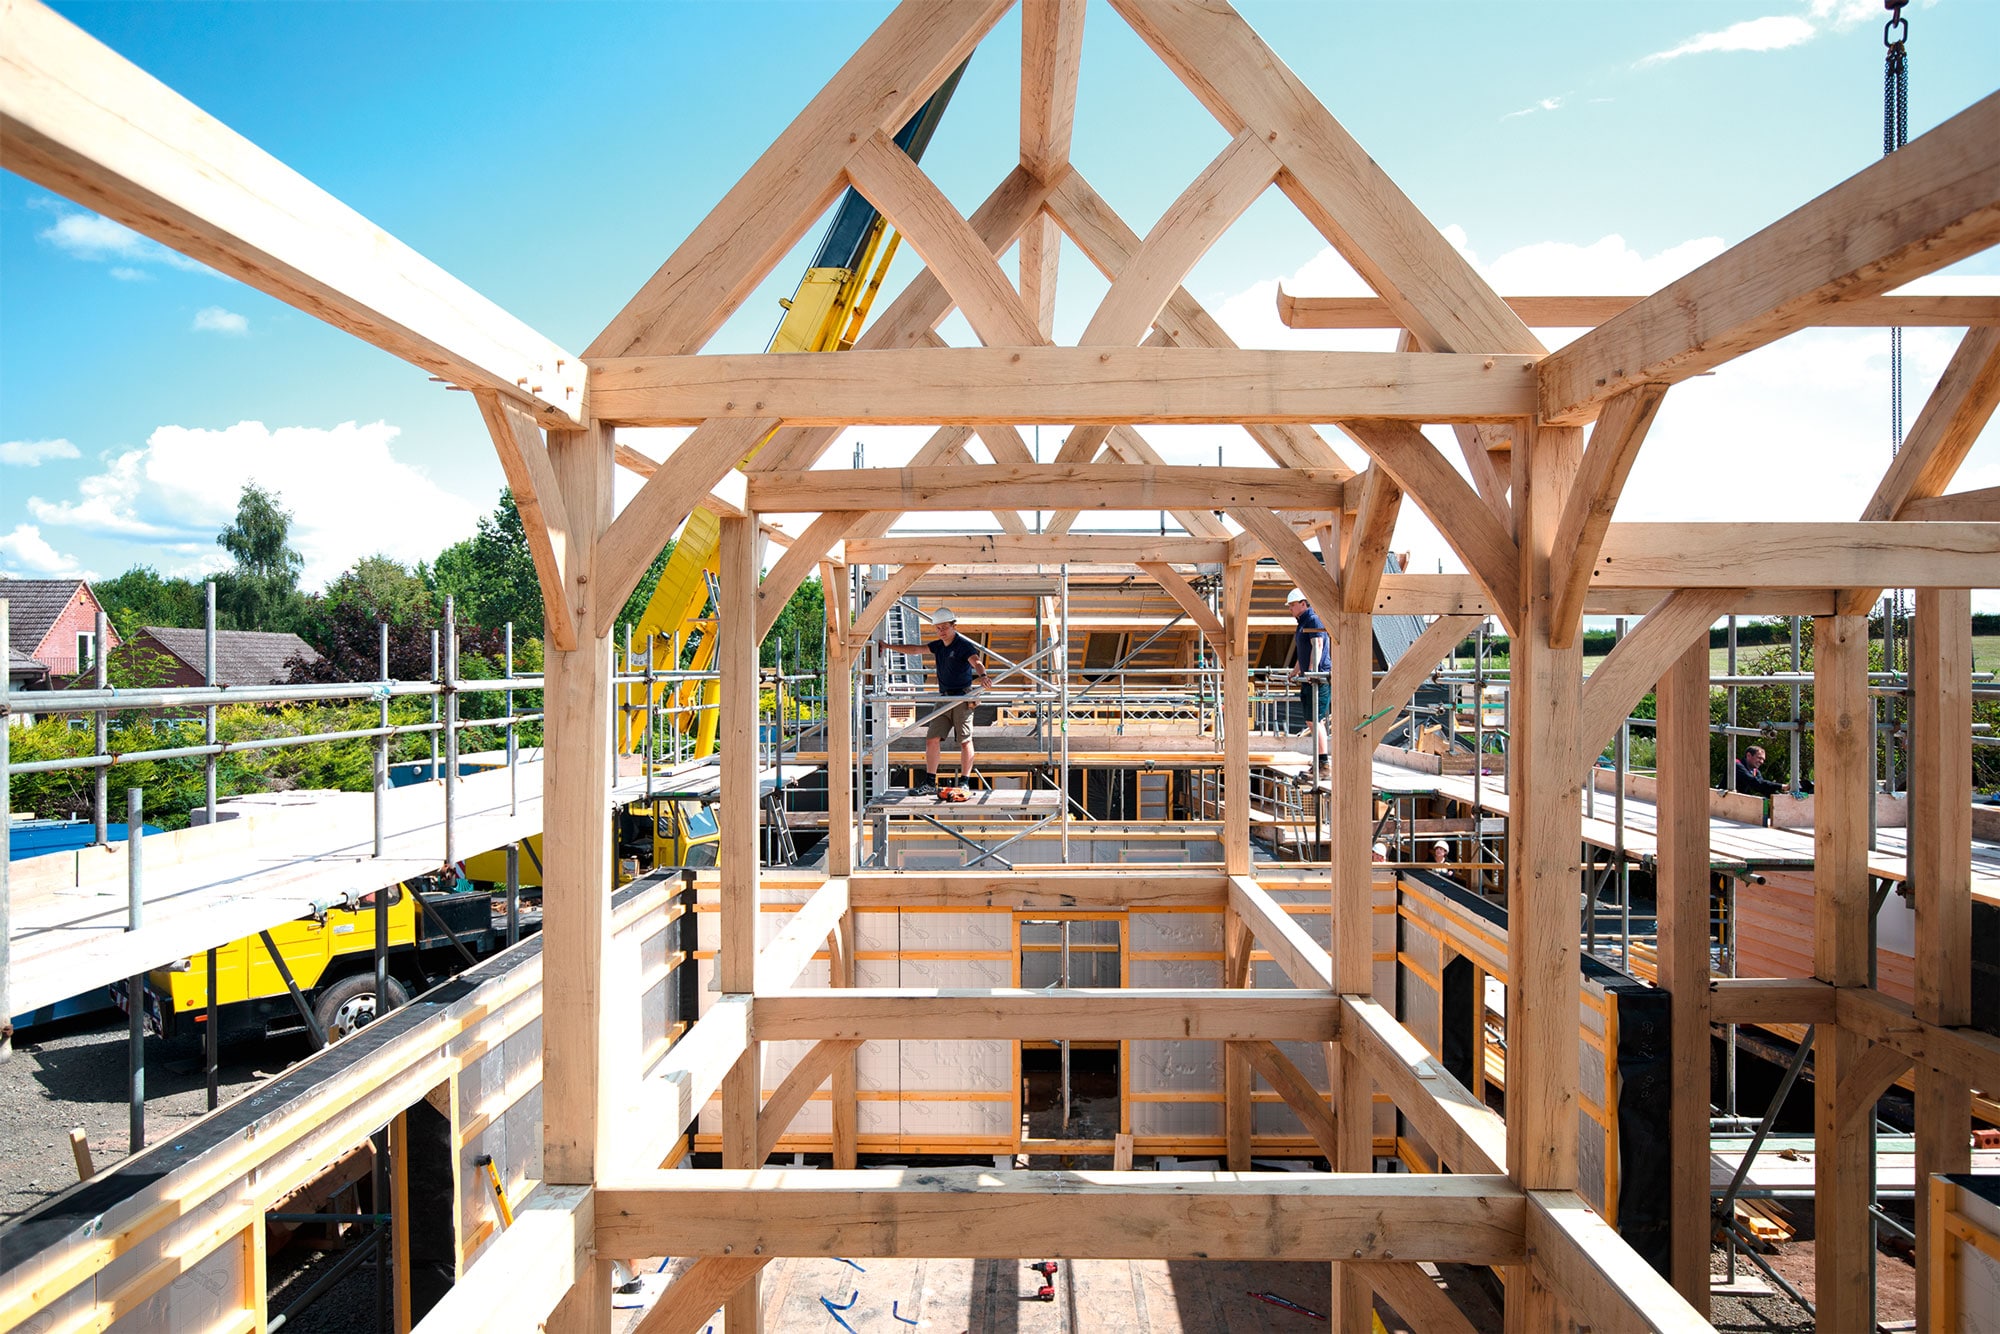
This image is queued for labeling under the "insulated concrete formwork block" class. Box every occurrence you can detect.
[855,909,901,954]
[898,1099,1015,1138]
[1129,910,1223,954]
[901,958,1010,988]
[900,911,1011,952]
[1131,958,1220,988]
[899,1039,1014,1093]
[856,1039,901,1092]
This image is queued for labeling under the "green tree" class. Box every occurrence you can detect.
[432,490,542,631]
[325,554,434,627]
[92,565,207,641]
[214,482,308,631]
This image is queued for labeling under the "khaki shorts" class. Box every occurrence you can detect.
[925,699,973,745]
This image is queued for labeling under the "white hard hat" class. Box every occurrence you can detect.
[1285,587,1306,604]
[932,606,957,624]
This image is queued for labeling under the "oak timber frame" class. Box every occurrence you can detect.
[4,1,1997,1331]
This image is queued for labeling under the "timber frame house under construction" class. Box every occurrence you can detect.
[3,0,2000,1330]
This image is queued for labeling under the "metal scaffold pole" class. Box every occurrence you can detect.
[443,596,459,875]
[204,582,218,823]
[375,622,389,858]
[126,786,145,1153]
[93,610,108,845]
[1060,563,1070,861]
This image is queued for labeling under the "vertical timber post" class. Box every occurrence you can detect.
[1657,638,1714,1314]
[1505,419,1584,1333]
[1911,588,1972,1330]
[1328,608,1375,1331]
[719,514,764,1333]
[822,559,859,1169]
[1221,560,1253,1171]
[1813,611,1874,1333]
[541,421,616,1334]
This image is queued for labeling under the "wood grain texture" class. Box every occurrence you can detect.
[1577,589,1738,765]
[1525,1192,1713,1333]
[1343,420,1521,631]
[1341,468,1402,613]
[595,1169,1527,1265]
[588,346,1538,426]
[1592,521,2000,589]
[1547,383,1668,647]
[753,464,1344,514]
[473,392,575,650]
[1367,614,1481,745]
[540,423,616,1186]
[1343,997,1505,1177]
[1540,90,2000,423]
[754,1040,862,1164]
[752,988,1338,1042]
[1655,640,1714,1313]
[1280,290,2000,330]
[1077,129,1278,347]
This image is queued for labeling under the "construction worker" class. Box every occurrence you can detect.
[1285,588,1331,774]
[884,607,989,796]
[1734,744,1785,797]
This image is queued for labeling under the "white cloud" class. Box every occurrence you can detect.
[192,306,249,335]
[1807,0,1884,30]
[0,523,83,577]
[108,266,151,283]
[22,420,485,589]
[1640,15,1816,64]
[36,206,208,274]
[0,437,81,467]
[1504,94,1567,121]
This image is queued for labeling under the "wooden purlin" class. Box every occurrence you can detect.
[1279,289,2000,330]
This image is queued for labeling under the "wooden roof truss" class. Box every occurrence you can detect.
[5,0,1999,1331]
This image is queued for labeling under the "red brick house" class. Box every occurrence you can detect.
[0,578,120,678]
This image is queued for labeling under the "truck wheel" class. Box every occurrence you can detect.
[312,972,411,1042]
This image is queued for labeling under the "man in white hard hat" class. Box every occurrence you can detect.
[1285,587,1331,775]
[884,607,988,796]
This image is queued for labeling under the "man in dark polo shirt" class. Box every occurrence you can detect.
[884,607,988,795]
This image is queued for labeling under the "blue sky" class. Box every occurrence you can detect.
[4,0,1997,601]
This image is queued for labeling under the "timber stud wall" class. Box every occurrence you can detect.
[3,0,1997,1330]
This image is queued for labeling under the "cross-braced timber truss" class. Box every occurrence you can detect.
[4,0,1999,1330]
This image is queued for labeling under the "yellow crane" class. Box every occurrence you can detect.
[617,61,967,757]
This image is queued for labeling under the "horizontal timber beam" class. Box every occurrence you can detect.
[843,870,1228,909]
[586,347,1538,426]
[1708,977,1838,1026]
[1592,522,2000,589]
[1836,986,2000,1093]
[1540,90,2000,424]
[1279,290,2000,330]
[752,988,1338,1042]
[747,465,1344,514]
[846,535,1233,565]
[594,1168,1526,1265]
[0,1,585,425]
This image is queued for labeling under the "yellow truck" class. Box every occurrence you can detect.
[461,795,721,889]
[125,796,720,1047]
[123,879,499,1044]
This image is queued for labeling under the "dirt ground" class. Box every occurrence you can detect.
[0,1010,296,1223]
